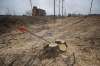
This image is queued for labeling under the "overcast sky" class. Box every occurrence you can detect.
[0,0,100,15]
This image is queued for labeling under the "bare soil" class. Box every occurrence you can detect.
[0,16,100,66]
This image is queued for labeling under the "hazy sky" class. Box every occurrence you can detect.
[0,0,100,15]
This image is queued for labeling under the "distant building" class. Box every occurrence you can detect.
[32,6,46,16]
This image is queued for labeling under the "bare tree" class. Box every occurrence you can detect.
[90,0,94,14]
[29,0,33,16]
[59,0,61,16]
[62,0,64,16]
[54,0,56,16]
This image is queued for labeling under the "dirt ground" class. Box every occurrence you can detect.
[0,16,100,66]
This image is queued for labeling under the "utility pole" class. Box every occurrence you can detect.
[90,0,93,14]
[54,0,56,16]
[62,0,64,16]
[59,0,61,16]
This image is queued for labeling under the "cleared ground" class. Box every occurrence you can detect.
[0,16,100,66]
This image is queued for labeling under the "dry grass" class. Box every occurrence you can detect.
[0,16,100,66]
